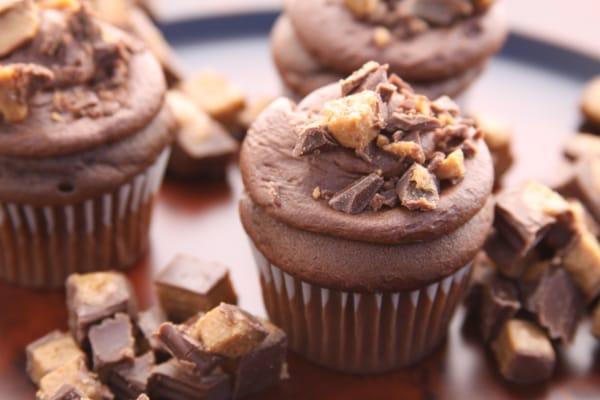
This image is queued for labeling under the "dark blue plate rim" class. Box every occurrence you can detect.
[158,11,600,81]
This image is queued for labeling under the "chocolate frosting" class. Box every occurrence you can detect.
[284,0,507,81]
[241,195,494,292]
[271,15,485,99]
[0,6,174,205]
[240,84,494,245]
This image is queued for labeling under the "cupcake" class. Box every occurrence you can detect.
[0,1,175,288]
[272,0,508,99]
[240,62,494,373]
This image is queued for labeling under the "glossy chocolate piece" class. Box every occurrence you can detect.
[147,360,231,400]
[155,255,238,323]
[223,320,287,399]
[492,319,555,385]
[136,306,169,360]
[107,352,155,399]
[166,91,239,180]
[485,182,571,277]
[156,322,222,375]
[26,331,85,385]
[89,313,136,379]
[328,173,384,214]
[471,274,520,343]
[66,272,137,344]
[525,268,584,344]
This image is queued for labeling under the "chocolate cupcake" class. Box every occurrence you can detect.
[240,62,494,373]
[0,1,175,288]
[272,0,508,99]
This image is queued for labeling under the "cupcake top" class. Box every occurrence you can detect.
[0,0,174,205]
[241,61,494,245]
[284,0,508,81]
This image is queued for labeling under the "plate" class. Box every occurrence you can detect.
[1,11,600,400]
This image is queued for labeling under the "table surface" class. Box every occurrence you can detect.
[2,10,600,400]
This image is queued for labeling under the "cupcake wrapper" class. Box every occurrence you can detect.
[0,148,170,288]
[251,243,472,374]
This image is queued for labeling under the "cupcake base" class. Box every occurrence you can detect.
[0,148,170,289]
[251,243,472,374]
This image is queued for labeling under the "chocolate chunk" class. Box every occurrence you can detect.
[166,91,239,180]
[376,82,397,103]
[409,0,473,26]
[181,70,246,124]
[492,319,556,384]
[396,163,439,211]
[0,64,54,123]
[89,313,136,379]
[472,275,520,343]
[370,188,398,211]
[486,182,572,277]
[292,122,338,157]
[556,157,600,225]
[107,352,155,399]
[37,358,114,400]
[563,133,600,161]
[525,268,584,343]
[136,306,169,361]
[66,272,137,345]
[156,322,222,375]
[223,320,287,399]
[581,76,600,128]
[328,173,384,214]
[484,232,541,278]
[190,303,268,359]
[147,360,231,400]
[48,385,87,400]
[357,64,389,92]
[387,111,441,132]
[339,61,381,96]
[26,331,86,385]
[155,254,238,323]
[0,0,40,58]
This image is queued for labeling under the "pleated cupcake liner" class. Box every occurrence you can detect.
[0,148,170,289]
[251,243,472,374]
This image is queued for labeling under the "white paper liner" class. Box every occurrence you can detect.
[0,148,170,288]
[251,243,472,374]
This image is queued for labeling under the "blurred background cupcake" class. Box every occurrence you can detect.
[272,0,508,99]
[0,1,175,288]
[240,62,495,373]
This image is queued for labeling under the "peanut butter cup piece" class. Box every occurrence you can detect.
[190,303,268,359]
[37,359,114,400]
[492,319,555,385]
[0,0,40,57]
[396,163,440,211]
[0,63,53,123]
[88,313,136,380]
[26,331,86,385]
[155,254,238,323]
[66,272,138,344]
